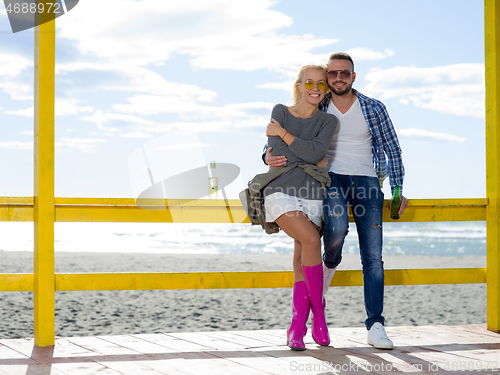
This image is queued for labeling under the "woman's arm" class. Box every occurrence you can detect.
[287,115,337,164]
[266,118,296,144]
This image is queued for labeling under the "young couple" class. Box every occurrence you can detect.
[262,52,408,351]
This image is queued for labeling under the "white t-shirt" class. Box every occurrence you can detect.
[326,98,377,177]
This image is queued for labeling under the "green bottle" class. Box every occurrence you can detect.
[390,185,402,220]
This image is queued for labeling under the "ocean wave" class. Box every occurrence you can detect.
[0,221,486,256]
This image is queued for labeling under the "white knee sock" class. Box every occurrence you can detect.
[323,264,337,296]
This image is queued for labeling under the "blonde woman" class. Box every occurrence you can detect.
[264,65,338,350]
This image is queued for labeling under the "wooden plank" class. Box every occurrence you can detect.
[131,334,213,352]
[485,0,500,334]
[33,7,56,347]
[100,335,180,354]
[208,348,301,375]
[203,331,279,349]
[0,326,499,374]
[0,197,34,204]
[50,338,165,375]
[0,205,33,222]
[166,332,248,351]
[0,342,37,363]
[384,267,487,286]
[54,204,251,224]
[100,334,273,375]
[50,198,492,223]
[0,274,33,292]
[64,336,139,356]
[0,197,489,223]
[462,323,500,338]
[0,196,488,207]
[158,353,271,375]
[409,325,500,344]
[0,340,69,375]
[54,271,294,291]
[64,336,165,375]
[252,344,354,374]
[227,330,288,346]
[0,267,488,293]
[0,364,68,375]
[52,268,486,292]
[134,354,202,375]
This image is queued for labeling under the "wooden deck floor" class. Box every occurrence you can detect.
[0,325,499,374]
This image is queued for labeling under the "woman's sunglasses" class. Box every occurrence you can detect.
[304,80,328,91]
[327,70,353,80]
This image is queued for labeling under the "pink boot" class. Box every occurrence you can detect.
[287,281,310,350]
[303,264,330,346]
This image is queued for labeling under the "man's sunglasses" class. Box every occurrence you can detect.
[327,70,354,80]
[303,80,328,91]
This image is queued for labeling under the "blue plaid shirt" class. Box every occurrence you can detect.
[319,89,405,194]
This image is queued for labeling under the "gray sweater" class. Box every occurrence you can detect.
[263,104,338,200]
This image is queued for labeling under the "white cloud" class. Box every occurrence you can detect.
[56,137,107,153]
[0,52,32,104]
[112,95,274,119]
[186,32,338,74]
[155,142,212,150]
[109,115,269,138]
[398,128,467,142]
[257,81,295,92]
[0,52,32,78]
[56,63,218,107]
[112,95,217,117]
[5,107,32,117]
[360,63,485,118]
[0,141,32,150]
[80,110,166,135]
[0,137,111,152]
[46,0,398,141]
[45,0,398,141]
[344,48,394,61]
[135,118,270,135]
[120,131,155,139]
[0,81,32,101]
[110,100,273,137]
[55,0,340,74]
[21,131,34,136]
[56,99,94,116]
[5,100,93,117]
[256,48,393,93]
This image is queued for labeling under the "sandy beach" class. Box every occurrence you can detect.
[0,252,487,339]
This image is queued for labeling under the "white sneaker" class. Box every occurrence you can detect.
[323,264,337,295]
[367,322,394,349]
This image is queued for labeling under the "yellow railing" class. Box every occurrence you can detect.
[1,0,498,347]
[0,197,489,292]
[0,197,489,223]
[0,197,489,293]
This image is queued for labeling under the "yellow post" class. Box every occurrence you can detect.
[485,0,500,333]
[33,6,56,346]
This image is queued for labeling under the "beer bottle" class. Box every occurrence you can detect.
[208,161,218,199]
[390,185,402,220]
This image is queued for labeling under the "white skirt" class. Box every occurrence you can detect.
[265,192,323,227]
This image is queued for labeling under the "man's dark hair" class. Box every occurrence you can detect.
[328,52,354,71]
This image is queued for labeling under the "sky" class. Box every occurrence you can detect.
[0,0,487,201]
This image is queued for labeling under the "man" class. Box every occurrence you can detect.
[265,52,408,349]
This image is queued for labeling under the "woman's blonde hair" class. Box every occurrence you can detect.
[292,64,328,105]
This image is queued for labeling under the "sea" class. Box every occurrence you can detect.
[0,221,486,257]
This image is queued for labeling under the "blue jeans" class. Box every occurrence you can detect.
[323,172,385,329]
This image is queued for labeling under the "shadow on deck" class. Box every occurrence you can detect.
[0,324,499,374]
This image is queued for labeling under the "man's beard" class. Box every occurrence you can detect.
[329,81,352,96]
